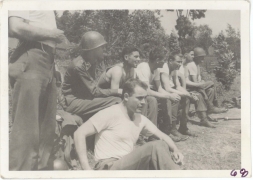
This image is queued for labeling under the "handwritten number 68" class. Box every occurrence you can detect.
[230,169,248,177]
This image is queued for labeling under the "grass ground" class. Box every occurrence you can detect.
[176,108,241,170]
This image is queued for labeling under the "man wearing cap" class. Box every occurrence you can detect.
[186,47,227,114]
[8,11,66,170]
[62,31,121,123]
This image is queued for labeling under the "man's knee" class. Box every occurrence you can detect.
[146,96,157,106]
[146,140,166,150]
[195,92,204,100]
[146,96,157,103]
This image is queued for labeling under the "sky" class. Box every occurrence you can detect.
[57,10,240,37]
[159,10,240,37]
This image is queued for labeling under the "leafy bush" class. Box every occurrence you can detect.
[212,32,237,90]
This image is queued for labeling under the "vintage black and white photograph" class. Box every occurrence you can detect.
[1,0,251,178]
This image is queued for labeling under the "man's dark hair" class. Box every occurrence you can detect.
[181,46,194,55]
[149,47,167,63]
[122,78,148,99]
[122,46,139,61]
[168,53,183,62]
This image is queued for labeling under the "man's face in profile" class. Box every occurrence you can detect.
[125,86,147,114]
[185,51,194,63]
[125,51,141,68]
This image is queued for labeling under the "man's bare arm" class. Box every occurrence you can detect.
[74,121,97,170]
[160,73,187,97]
[110,66,123,94]
[154,79,181,102]
[186,76,206,88]
[177,72,186,89]
[9,17,65,43]
[153,129,184,164]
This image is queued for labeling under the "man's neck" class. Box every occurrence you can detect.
[193,61,198,66]
[121,102,135,121]
[123,62,132,72]
[167,63,173,74]
[148,62,156,73]
[82,56,97,77]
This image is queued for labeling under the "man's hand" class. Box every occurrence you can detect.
[181,91,191,98]
[190,92,199,101]
[171,150,184,165]
[198,82,207,89]
[51,29,67,43]
[168,93,181,102]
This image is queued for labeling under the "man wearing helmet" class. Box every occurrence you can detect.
[186,47,227,114]
[62,31,122,123]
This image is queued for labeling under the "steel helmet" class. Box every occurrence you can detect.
[80,31,107,51]
[194,47,206,57]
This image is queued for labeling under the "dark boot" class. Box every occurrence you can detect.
[206,101,228,114]
[198,111,216,128]
[169,134,182,142]
[170,121,189,141]
[178,128,198,137]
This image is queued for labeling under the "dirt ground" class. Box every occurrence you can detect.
[176,108,241,170]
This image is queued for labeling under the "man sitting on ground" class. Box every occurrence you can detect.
[98,46,158,126]
[136,47,188,142]
[185,47,227,114]
[62,31,121,122]
[74,79,184,170]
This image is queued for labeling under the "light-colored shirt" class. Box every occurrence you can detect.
[90,103,158,161]
[159,63,175,88]
[178,65,185,76]
[136,62,160,89]
[9,11,57,48]
[186,61,201,82]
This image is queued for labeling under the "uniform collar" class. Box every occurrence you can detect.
[74,56,91,71]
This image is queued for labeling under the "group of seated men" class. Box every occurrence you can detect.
[61,31,227,170]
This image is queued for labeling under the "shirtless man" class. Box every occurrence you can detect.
[74,79,184,170]
[98,46,158,126]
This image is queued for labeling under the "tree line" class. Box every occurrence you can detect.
[54,10,240,89]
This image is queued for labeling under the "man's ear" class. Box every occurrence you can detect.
[123,93,129,101]
[124,55,129,61]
